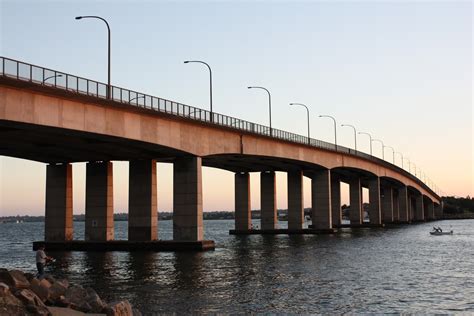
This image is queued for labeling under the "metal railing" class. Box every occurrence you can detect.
[0,56,440,197]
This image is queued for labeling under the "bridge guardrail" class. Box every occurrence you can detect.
[0,56,439,197]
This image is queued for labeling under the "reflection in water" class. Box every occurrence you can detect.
[1,219,474,314]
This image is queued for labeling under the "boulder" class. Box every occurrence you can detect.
[44,274,57,284]
[105,300,133,316]
[30,278,52,302]
[0,269,30,289]
[85,287,106,313]
[54,295,71,308]
[65,285,92,313]
[49,281,68,301]
[14,288,50,315]
[56,279,69,289]
[132,308,143,316]
[0,287,26,315]
[0,282,9,296]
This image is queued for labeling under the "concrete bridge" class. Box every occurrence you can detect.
[0,57,442,250]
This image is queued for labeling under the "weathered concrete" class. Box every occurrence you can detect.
[173,156,203,241]
[229,228,336,235]
[382,185,394,223]
[128,160,157,241]
[45,163,73,241]
[331,175,341,227]
[287,171,304,230]
[434,203,443,219]
[392,189,400,222]
[311,170,332,229]
[0,84,440,205]
[261,171,277,230]
[85,161,114,241]
[425,198,435,220]
[368,178,382,225]
[414,194,425,221]
[349,178,362,225]
[33,240,215,252]
[235,172,251,230]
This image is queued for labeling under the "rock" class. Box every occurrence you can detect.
[44,274,56,284]
[65,285,92,313]
[48,306,105,316]
[14,288,50,315]
[49,281,68,301]
[30,278,52,302]
[24,272,35,281]
[0,269,30,289]
[0,287,26,315]
[85,287,106,313]
[105,300,133,316]
[56,279,69,289]
[0,282,9,296]
[54,295,71,308]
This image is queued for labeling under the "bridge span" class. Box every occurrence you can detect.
[0,57,442,250]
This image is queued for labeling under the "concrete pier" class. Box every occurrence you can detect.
[235,172,251,230]
[434,203,443,219]
[398,186,409,223]
[128,160,157,241]
[173,156,203,241]
[45,163,73,241]
[311,170,332,229]
[349,178,362,225]
[331,175,341,227]
[381,185,394,223]
[368,178,382,225]
[85,161,114,241]
[415,194,424,221]
[261,171,277,230]
[392,189,400,222]
[287,171,304,229]
[425,199,435,220]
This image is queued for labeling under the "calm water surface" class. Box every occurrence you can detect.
[1,219,473,314]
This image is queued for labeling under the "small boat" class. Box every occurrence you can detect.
[430,230,453,236]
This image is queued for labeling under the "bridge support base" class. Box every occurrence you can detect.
[33,240,215,252]
[229,228,337,235]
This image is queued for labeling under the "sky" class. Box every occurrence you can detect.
[0,0,472,216]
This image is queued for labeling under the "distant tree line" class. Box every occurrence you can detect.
[442,196,474,214]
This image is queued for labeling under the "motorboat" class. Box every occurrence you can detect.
[430,230,453,236]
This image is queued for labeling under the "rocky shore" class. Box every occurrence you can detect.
[0,269,141,316]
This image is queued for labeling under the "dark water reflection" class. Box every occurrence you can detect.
[1,219,474,314]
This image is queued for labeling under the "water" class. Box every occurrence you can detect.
[1,219,473,314]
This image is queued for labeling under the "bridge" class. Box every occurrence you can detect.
[0,57,442,251]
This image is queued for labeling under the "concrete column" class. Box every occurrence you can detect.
[415,194,424,221]
[261,171,277,230]
[287,171,304,230]
[381,185,394,223]
[331,175,341,227]
[368,178,382,225]
[128,160,157,241]
[45,163,73,241]
[173,156,203,241]
[85,161,114,241]
[392,189,400,222]
[398,186,409,223]
[311,169,332,229]
[434,203,443,219]
[349,178,362,225]
[426,200,435,221]
[235,172,251,230]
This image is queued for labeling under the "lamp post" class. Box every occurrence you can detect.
[341,124,357,152]
[385,145,395,164]
[129,95,145,103]
[75,16,111,99]
[372,139,384,160]
[43,74,63,83]
[184,60,213,122]
[395,152,404,169]
[358,131,373,155]
[319,115,337,150]
[248,86,272,136]
[404,157,411,173]
[289,103,310,144]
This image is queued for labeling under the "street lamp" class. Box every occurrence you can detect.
[184,60,213,122]
[43,74,63,83]
[248,86,272,136]
[129,95,145,103]
[289,103,310,144]
[358,131,373,155]
[395,152,404,168]
[341,124,357,152]
[75,15,111,99]
[319,115,337,150]
[385,145,395,164]
[404,157,411,173]
[372,139,384,160]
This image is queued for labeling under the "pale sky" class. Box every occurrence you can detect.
[0,0,472,216]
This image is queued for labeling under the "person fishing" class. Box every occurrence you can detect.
[35,244,54,279]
